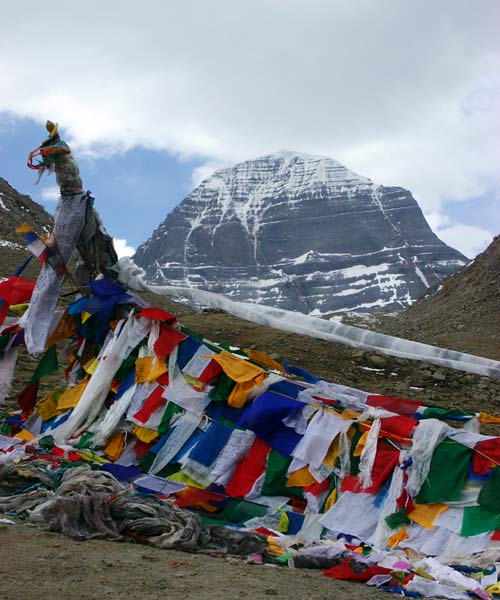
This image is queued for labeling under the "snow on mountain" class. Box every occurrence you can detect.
[133,152,467,314]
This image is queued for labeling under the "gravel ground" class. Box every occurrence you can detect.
[0,522,390,600]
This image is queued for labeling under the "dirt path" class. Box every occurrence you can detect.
[0,521,388,600]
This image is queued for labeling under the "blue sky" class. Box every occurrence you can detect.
[0,1,499,259]
[0,115,205,254]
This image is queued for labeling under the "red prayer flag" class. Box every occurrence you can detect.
[132,386,167,424]
[367,394,421,417]
[153,325,186,358]
[379,416,418,441]
[198,359,223,384]
[323,557,392,581]
[175,487,226,511]
[226,438,271,498]
[136,308,177,323]
[473,439,500,476]
[17,381,40,413]
[0,276,36,325]
[342,440,400,494]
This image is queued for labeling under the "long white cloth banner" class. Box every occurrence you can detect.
[117,257,500,379]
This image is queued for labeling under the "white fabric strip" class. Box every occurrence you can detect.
[117,256,500,379]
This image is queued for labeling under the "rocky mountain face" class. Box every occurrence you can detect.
[0,178,53,279]
[382,233,500,360]
[134,151,467,314]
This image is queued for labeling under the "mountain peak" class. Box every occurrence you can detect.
[134,156,466,315]
[207,151,372,193]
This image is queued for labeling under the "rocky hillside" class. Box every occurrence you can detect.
[380,233,500,360]
[134,151,467,315]
[0,178,52,280]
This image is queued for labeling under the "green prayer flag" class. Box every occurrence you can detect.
[478,467,500,514]
[38,435,55,450]
[0,334,11,358]
[209,372,236,402]
[138,451,156,473]
[349,424,364,476]
[422,407,472,420]
[461,504,500,537]
[274,552,293,565]
[158,401,183,436]
[385,508,411,529]
[30,345,58,383]
[115,355,137,381]
[262,449,304,499]
[320,475,337,513]
[416,440,471,504]
[75,431,95,449]
[217,499,269,524]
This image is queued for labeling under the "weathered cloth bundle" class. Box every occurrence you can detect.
[0,462,267,554]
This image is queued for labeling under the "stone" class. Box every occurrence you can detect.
[432,370,447,382]
[366,354,388,369]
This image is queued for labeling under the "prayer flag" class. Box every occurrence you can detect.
[16,223,66,275]
[30,345,59,384]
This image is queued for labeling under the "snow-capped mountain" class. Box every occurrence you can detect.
[133,151,467,314]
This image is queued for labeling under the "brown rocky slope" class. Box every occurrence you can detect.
[380,234,500,360]
[0,178,52,280]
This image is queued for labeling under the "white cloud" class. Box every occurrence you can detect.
[439,224,493,259]
[1,1,499,235]
[190,161,228,188]
[113,238,135,259]
[425,212,494,258]
[40,186,59,202]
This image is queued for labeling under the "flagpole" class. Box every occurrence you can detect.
[17,221,87,297]
[48,230,88,297]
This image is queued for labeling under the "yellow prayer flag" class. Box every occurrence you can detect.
[286,465,317,487]
[277,511,290,533]
[353,430,369,457]
[167,470,206,489]
[324,488,337,512]
[135,355,167,383]
[83,357,99,375]
[208,351,266,408]
[16,222,33,233]
[56,381,88,411]
[76,450,108,464]
[340,408,361,421]
[479,412,500,425]
[244,349,284,372]
[227,375,266,408]
[183,373,206,391]
[267,543,286,556]
[14,429,36,441]
[408,502,448,530]
[388,526,409,548]
[132,426,159,443]
[46,312,77,347]
[324,435,341,468]
[37,389,64,421]
[8,303,29,313]
[208,351,264,382]
[104,431,126,462]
